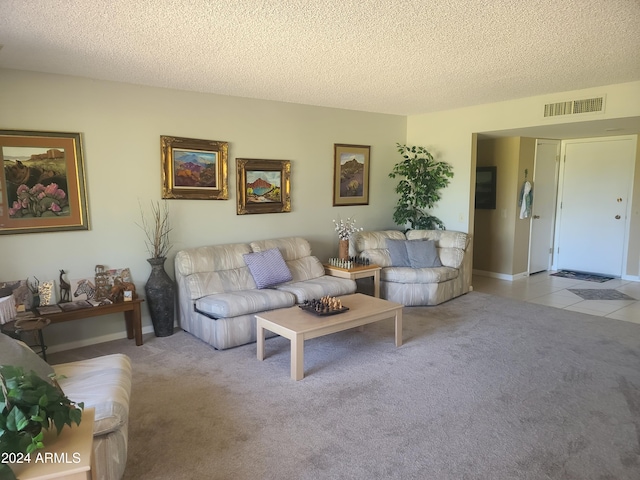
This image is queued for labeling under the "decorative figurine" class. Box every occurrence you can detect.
[59,269,71,303]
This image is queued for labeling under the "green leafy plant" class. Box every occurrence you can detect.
[388,143,454,231]
[0,365,83,480]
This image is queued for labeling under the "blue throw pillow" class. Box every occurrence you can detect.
[243,248,293,289]
[405,240,442,268]
[386,239,411,267]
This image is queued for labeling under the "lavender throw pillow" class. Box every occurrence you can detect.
[243,248,293,289]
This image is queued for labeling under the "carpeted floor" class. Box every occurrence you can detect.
[49,292,640,480]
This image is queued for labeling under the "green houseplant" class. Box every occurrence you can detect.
[389,143,454,231]
[0,365,83,480]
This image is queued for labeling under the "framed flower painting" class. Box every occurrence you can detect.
[0,130,89,235]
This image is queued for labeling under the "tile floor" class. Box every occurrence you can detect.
[472,271,640,324]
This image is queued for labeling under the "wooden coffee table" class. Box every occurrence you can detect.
[256,293,403,380]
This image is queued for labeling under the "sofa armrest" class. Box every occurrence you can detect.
[54,354,132,437]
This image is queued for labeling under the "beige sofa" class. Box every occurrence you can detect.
[0,333,132,480]
[175,236,356,350]
[350,229,472,306]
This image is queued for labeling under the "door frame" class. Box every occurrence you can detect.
[552,135,637,276]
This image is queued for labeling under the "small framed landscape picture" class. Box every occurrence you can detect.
[236,159,291,215]
[333,144,370,206]
[161,135,228,200]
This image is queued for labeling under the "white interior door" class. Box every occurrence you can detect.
[556,136,636,276]
[528,139,560,274]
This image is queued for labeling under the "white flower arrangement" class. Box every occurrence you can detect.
[333,217,363,240]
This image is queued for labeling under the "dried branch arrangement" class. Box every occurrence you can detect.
[138,200,173,259]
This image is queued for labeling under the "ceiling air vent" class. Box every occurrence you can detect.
[543,96,605,117]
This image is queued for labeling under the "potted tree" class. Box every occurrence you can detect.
[0,365,83,480]
[389,143,454,231]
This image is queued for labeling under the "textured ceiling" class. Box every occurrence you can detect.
[0,0,639,116]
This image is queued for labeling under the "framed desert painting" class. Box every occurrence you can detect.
[0,130,89,235]
[333,143,370,206]
[161,135,228,200]
[236,159,291,215]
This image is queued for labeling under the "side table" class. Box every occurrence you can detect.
[1,317,51,361]
[324,264,381,298]
[8,407,95,480]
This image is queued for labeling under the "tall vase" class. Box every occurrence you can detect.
[338,239,349,260]
[145,257,175,337]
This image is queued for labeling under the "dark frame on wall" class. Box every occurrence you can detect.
[333,143,370,206]
[475,166,497,210]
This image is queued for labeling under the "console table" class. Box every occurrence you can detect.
[45,299,144,346]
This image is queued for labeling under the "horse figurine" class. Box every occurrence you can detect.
[59,269,71,303]
[108,279,137,303]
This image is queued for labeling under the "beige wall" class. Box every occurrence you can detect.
[0,69,406,350]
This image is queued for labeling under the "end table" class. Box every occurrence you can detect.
[7,407,95,480]
[324,264,381,298]
[1,317,51,361]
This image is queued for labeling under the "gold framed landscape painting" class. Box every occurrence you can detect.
[236,158,291,215]
[333,143,370,206]
[161,135,228,200]
[0,130,89,235]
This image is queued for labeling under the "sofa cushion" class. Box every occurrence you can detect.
[353,230,406,252]
[405,240,442,268]
[386,239,411,267]
[178,243,257,299]
[0,333,55,381]
[175,242,253,277]
[243,248,292,289]
[405,230,468,269]
[275,276,356,303]
[250,237,326,281]
[195,289,295,318]
[54,354,132,437]
[382,266,459,284]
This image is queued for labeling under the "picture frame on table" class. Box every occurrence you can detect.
[161,135,228,200]
[333,144,370,206]
[0,130,89,235]
[236,158,291,215]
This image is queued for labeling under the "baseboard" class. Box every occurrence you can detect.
[473,269,528,281]
[621,274,640,283]
[46,324,156,354]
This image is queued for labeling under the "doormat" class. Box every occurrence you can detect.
[568,289,636,301]
[550,270,614,283]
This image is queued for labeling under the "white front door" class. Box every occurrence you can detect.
[528,139,560,274]
[556,136,636,276]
